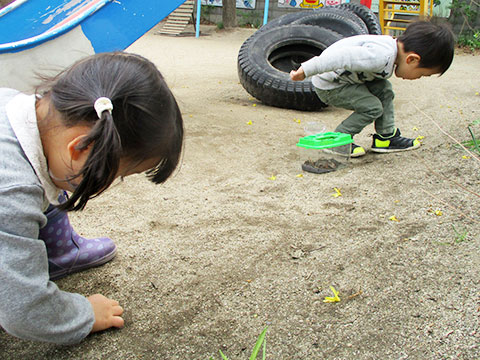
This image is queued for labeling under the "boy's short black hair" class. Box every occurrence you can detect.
[397,21,455,74]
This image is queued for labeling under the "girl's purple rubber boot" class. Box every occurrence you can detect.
[38,194,116,280]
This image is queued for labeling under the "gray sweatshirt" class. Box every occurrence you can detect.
[0,88,94,344]
[301,34,398,90]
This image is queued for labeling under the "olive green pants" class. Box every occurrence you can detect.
[314,79,396,136]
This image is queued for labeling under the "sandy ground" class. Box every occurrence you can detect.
[1,24,479,359]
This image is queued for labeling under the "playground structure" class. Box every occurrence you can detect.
[0,0,442,94]
[378,0,433,35]
[158,0,196,36]
[0,0,187,92]
[0,0,279,92]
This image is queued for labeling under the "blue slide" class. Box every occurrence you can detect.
[0,0,187,91]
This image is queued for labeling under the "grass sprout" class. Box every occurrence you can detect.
[210,326,268,360]
[459,119,480,155]
[465,119,480,154]
[452,224,469,243]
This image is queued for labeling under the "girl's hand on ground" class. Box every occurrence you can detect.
[290,68,305,81]
[88,294,124,333]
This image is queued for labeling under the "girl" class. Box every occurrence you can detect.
[0,52,184,344]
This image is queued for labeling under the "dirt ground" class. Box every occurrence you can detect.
[1,24,479,359]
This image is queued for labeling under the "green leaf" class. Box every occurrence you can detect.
[249,326,268,360]
[262,337,266,360]
[452,224,468,243]
[219,350,229,360]
[467,126,480,153]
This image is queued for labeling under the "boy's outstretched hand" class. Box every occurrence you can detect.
[290,67,306,81]
[88,294,124,333]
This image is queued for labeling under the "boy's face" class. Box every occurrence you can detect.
[395,52,441,80]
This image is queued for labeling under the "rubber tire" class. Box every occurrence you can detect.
[292,9,368,37]
[258,10,314,32]
[314,6,369,33]
[336,3,382,35]
[238,25,343,111]
[259,8,367,36]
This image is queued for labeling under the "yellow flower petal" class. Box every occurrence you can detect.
[296,174,303,178]
[323,297,336,303]
[268,175,276,181]
[323,286,341,303]
[462,155,471,159]
[246,120,252,125]
[475,92,479,96]
[389,215,399,222]
[435,210,443,216]
[252,103,257,107]
[412,126,419,131]
[332,187,342,197]
[416,135,425,140]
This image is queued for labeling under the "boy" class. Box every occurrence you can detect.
[290,21,455,157]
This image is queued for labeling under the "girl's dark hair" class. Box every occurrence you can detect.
[38,52,184,211]
[397,21,455,75]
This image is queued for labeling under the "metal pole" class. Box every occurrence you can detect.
[263,0,269,25]
[196,0,201,38]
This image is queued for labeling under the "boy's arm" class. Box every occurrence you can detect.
[301,45,391,78]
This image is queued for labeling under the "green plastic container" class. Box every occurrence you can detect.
[296,132,353,174]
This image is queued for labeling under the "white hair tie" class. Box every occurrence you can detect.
[94,97,113,118]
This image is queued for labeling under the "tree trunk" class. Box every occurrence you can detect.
[222,0,237,29]
[0,0,14,8]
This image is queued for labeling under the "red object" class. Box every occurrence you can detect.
[360,0,372,8]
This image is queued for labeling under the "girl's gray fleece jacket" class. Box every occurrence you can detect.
[0,88,94,344]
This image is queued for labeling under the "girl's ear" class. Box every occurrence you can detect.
[67,135,90,162]
[406,53,421,65]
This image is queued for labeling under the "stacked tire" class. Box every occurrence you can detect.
[237,4,381,111]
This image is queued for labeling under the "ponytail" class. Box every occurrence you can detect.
[65,103,122,211]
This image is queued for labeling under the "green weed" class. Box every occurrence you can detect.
[460,119,480,155]
[457,31,480,50]
[452,224,469,243]
[454,119,480,154]
[434,225,469,245]
[209,326,268,360]
[449,0,479,50]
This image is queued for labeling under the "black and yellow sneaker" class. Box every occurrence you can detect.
[371,128,420,153]
[351,143,366,157]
